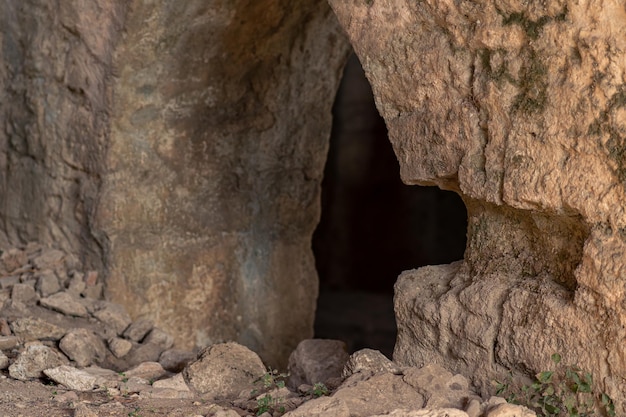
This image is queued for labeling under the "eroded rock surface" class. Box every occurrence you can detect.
[329,0,626,413]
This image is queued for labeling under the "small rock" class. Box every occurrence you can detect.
[93,302,132,335]
[465,399,482,417]
[152,373,190,391]
[11,283,39,304]
[53,390,79,403]
[124,361,168,381]
[8,343,69,380]
[342,348,401,378]
[59,328,107,367]
[0,318,11,336]
[403,364,480,409]
[370,409,470,417]
[120,376,152,393]
[1,248,28,273]
[183,342,266,399]
[485,402,536,417]
[10,317,66,341]
[123,318,154,342]
[73,403,99,417]
[81,283,102,300]
[127,342,164,364]
[0,275,20,289]
[39,292,89,317]
[31,249,65,270]
[44,365,98,391]
[66,273,86,296]
[213,408,242,417]
[140,387,195,399]
[108,337,133,358]
[35,270,61,297]
[84,270,98,286]
[282,396,350,417]
[0,350,9,369]
[159,348,196,372]
[287,339,349,388]
[0,335,20,350]
[143,327,174,350]
[82,365,121,388]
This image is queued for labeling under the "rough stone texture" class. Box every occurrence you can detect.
[329,0,626,412]
[8,344,69,380]
[402,365,479,409]
[342,348,401,378]
[10,317,66,342]
[370,411,469,417]
[282,396,351,417]
[43,365,98,391]
[159,348,196,373]
[39,292,89,318]
[59,328,107,367]
[287,339,349,388]
[108,337,132,359]
[0,0,350,369]
[123,318,153,342]
[183,342,266,399]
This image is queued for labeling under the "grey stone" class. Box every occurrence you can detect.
[108,337,133,359]
[10,317,66,341]
[333,372,425,417]
[39,291,89,317]
[0,350,9,369]
[123,318,153,342]
[11,283,39,304]
[287,339,349,388]
[0,275,20,289]
[342,348,401,378]
[8,343,69,380]
[66,273,86,296]
[126,342,164,364]
[81,283,103,300]
[124,361,168,381]
[283,396,350,417]
[93,302,132,335]
[35,270,61,297]
[183,342,266,399]
[143,327,173,350]
[43,365,98,391]
[59,328,107,367]
[403,365,479,409]
[0,335,20,350]
[152,373,190,392]
[159,348,196,372]
[31,249,65,270]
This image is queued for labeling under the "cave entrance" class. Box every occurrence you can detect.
[312,52,468,358]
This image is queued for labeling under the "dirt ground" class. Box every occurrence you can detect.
[0,376,238,417]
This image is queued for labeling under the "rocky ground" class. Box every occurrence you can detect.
[0,244,534,417]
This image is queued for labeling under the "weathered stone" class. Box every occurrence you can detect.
[0,318,10,336]
[8,343,69,380]
[73,403,99,417]
[328,0,626,412]
[1,248,27,273]
[287,339,348,388]
[92,302,132,335]
[485,403,536,417]
[108,337,133,359]
[66,273,86,296]
[59,328,107,367]
[123,318,153,342]
[124,361,168,382]
[43,365,98,391]
[0,275,20,289]
[159,348,196,373]
[0,335,20,350]
[0,350,9,369]
[11,283,39,305]
[283,396,350,417]
[35,270,61,297]
[342,348,401,378]
[120,376,151,393]
[81,283,103,300]
[10,317,66,341]
[333,372,425,417]
[31,249,65,270]
[151,373,190,392]
[143,327,174,350]
[403,365,479,409]
[183,342,266,399]
[370,410,470,417]
[39,292,89,317]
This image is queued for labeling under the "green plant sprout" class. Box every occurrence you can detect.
[495,353,615,417]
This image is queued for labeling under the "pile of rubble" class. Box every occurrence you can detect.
[0,244,534,416]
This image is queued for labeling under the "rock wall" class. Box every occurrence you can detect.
[329,0,626,412]
[0,0,350,368]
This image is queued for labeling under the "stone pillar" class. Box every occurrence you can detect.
[1,0,350,368]
[330,0,626,411]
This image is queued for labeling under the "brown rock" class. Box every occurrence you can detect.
[39,292,89,317]
[35,270,61,297]
[124,361,168,382]
[108,337,133,359]
[31,249,65,270]
[92,302,132,335]
[59,328,107,367]
[10,317,66,341]
[123,318,154,342]
[11,283,39,305]
[342,348,401,378]
[8,343,69,380]
[159,348,196,373]
[287,339,349,388]
[0,248,27,273]
[183,342,266,399]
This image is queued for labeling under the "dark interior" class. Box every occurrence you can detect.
[312,52,468,357]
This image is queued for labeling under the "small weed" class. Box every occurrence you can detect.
[311,382,329,397]
[256,394,284,416]
[495,353,615,417]
[254,369,288,390]
[118,371,128,383]
[128,407,142,417]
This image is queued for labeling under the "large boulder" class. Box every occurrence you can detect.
[0,0,350,368]
[329,0,626,413]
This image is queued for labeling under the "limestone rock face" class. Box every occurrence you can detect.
[0,0,350,367]
[329,0,626,412]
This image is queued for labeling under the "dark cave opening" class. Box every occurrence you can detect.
[312,53,468,358]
